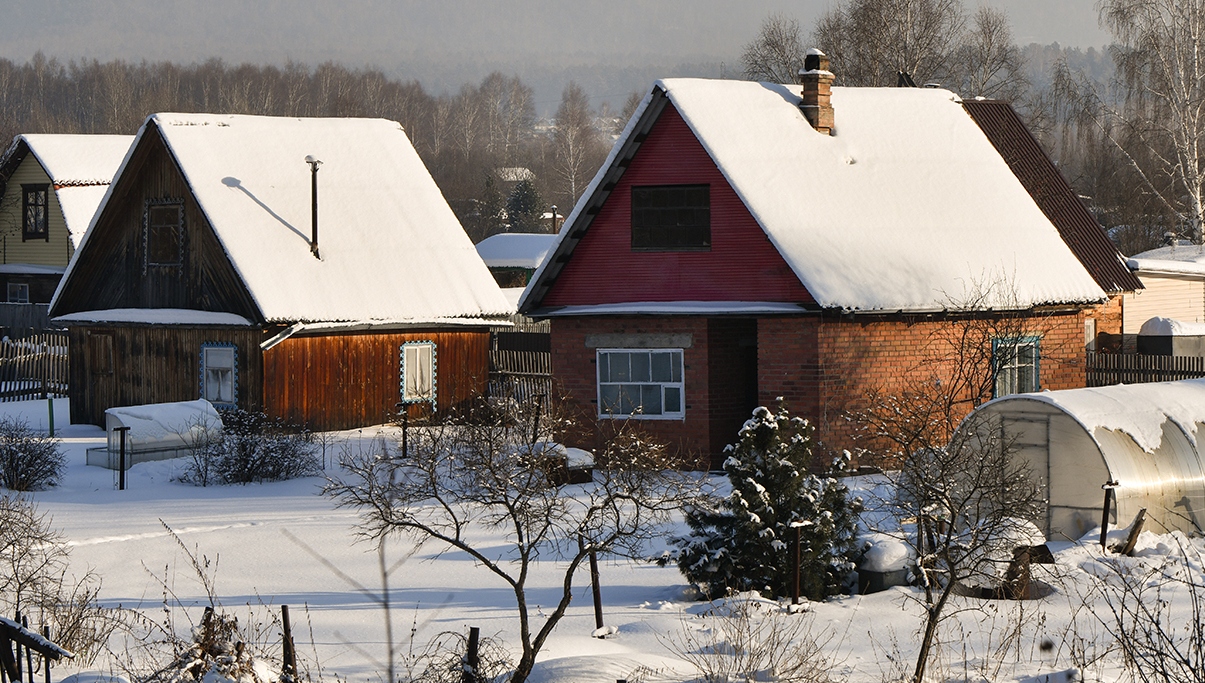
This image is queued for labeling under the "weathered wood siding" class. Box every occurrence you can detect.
[541,102,814,307]
[50,122,260,320]
[0,154,73,267]
[262,329,490,431]
[67,325,263,426]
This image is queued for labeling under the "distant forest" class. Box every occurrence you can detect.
[0,45,1160,252]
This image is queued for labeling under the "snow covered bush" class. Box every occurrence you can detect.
[0,495,118,663]
[179,411,318,486]
[667,403,862,601]
[0,416,65,490]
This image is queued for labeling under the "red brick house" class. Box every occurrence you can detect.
[519,54,1138,467]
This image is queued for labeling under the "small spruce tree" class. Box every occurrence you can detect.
[506,178,543,232]
[668,402,862,600]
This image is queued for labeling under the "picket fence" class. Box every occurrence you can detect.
[0,331,69,402]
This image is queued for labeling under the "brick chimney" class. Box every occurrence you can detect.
[798,49,834,135]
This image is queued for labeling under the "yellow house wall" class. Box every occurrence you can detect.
[0,156,73,267]
[1123,272,1205,335]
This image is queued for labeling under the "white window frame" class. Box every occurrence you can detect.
[400,341,437,404]
[596,348,685,419]
[200,343,237,408]
[7,283,28,303]
[993,336,1040,398]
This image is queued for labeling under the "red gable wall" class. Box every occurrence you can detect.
[542,103,815,306]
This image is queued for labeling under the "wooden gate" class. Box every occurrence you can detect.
[489,330,552,404]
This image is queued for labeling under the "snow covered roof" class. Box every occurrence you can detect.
[1139,316,1205,336]
[0,263,65,276]
[53,309,255,326]
[475,233,556,269]
[59,114,510,325]
[986,379,1205,453]
[1127,242,1205,276]
[524,79,1107,313]
[2,134,133,248]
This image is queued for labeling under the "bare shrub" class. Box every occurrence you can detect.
[0,494,120,664]
[658,593,834,683]
[178,410,319,486]
[0,416,66,491]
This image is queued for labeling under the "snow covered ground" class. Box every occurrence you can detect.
[7,398,1203,683]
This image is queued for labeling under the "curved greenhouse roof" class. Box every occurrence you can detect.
[961,379,1205,540]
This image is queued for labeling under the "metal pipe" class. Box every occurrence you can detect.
[305,156,322,258]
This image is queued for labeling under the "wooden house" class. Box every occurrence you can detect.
[0,134,132,303]
[50,113,511,429]
[519,58,1138,466]
[1118,242,1205,352]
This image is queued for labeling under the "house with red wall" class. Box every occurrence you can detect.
[519,53,1138,467]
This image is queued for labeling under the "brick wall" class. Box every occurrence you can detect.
[552,309,1088,468]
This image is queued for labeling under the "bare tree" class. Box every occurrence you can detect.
[1056,0,1205,243]
[812,0,966,87]
[949,6,1030,102]
[551,81,605,210]
[849,280,1057,683]
[325,400,701,683]
[741,13,807,83]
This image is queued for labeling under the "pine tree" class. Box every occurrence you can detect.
[506,178,543,232]
[669,402,862,600]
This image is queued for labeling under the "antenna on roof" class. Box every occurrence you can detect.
[305,155,322,259]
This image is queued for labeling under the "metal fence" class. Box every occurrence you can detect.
[1086,351,1205,387]
[0,331,69,401]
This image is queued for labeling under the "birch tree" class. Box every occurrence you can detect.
[1057,0,1205,243]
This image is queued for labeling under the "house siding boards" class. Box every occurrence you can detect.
[52,124,260,320]
[1122,273,1205,345]
[541,103,813,307]
[1,156,71,267]
[262,329,490,431]
[67,325,263,426]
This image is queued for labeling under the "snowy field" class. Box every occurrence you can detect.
[7,398,1204,683]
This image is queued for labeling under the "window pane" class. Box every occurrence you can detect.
[671,351,682,382]
[664,386,682,413]
[600,384,621,414]
[651,352,671,382]
[598,353,610,381]
[202,346,236,404]
[619,384,639,414]
[631,184,710,250]
[640,384,662,415]
[631,352,650,382]
[612,353,631,381]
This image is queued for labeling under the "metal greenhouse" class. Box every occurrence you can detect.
[957,379,1205,541]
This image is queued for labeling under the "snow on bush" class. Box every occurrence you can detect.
[0,416,65,491]
[665,402,863,600]
[177,411,318,486]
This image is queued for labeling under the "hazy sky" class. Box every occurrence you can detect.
[0,1,1111,111]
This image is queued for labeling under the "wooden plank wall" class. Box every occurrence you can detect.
[262,330,490,431]
[67,325,263,426]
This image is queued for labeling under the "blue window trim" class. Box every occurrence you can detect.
[199,342,238,409]
[399,340,437,406]
[991,335,1041,398]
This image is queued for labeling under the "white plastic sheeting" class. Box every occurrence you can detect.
[90,400,224,470]
[961,379,1205,539]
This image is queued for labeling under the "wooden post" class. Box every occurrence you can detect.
[1118,509,1148,557]
[45,397,53,438]
[792,524,801,605]
[20,617,30,683]
[1100,480,1119,550]
[463,627,479,683]
[12,613,19,683]
[280,605,296,681]
[115,426,130,490]
[588,544,604,630]
[40,627,48,683]
[401,411,408,459]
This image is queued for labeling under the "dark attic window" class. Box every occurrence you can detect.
[631,184,710,251]
[145,200,184,269]
[21,184,49,242]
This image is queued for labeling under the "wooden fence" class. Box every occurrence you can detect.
[1086,351,1205,387]
[488,330,552,404]
[0,303,52,338]
[0,331,68,401]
